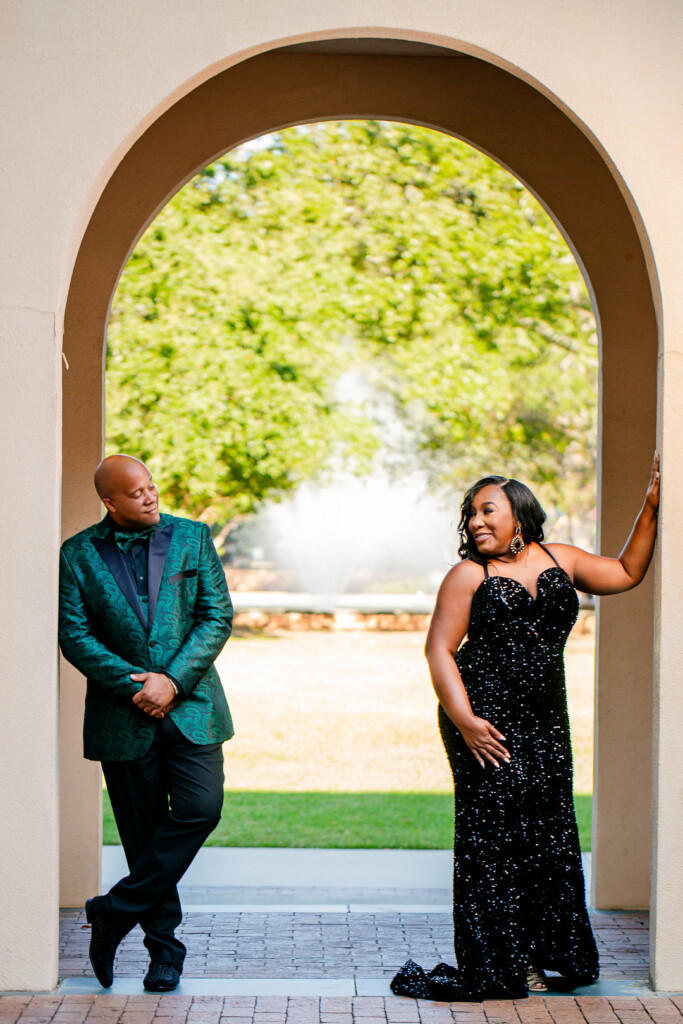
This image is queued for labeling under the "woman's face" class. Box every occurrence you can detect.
[467,484,517,557]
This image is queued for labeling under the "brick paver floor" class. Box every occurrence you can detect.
[1,994,682,1024]
[59,909,649,981]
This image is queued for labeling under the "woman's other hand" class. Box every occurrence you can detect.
[460,716,510,768]
[644,450,661,513]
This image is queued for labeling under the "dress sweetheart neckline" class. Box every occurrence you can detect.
[476,564,570,603]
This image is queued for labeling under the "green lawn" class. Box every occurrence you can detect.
[103,789,593,851]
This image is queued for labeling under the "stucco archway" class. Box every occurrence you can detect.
[61,38,657,977]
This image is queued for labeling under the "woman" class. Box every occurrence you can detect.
[391,455,660,1001]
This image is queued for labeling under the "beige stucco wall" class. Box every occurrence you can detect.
[0,308,61,991]
[1,0,681,993]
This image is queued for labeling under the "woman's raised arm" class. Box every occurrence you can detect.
[550,452,660,596]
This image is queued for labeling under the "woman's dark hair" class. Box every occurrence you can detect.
[457,475,546,563]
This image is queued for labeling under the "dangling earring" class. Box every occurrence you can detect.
[510,524,525,555]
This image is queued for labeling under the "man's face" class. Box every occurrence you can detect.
[103,462,160,529]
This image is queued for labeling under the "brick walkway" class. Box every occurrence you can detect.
[2,993,683,1024]
[59,909,649,982]
[0,901,665,1024]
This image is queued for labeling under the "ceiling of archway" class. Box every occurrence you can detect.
[278,38,463,56]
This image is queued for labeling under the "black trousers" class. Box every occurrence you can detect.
[101,716,224,965]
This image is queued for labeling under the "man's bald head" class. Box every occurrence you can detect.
[95,455,160,530]
[95,454,147,499]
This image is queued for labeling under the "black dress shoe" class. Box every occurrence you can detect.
[143,960,181,992]
[85,896,124,988]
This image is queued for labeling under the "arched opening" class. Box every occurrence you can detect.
[100,116,599,864]
[60,38,657,945]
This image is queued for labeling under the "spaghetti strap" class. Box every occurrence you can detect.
[540,543,561,569]
[483,561,490,578]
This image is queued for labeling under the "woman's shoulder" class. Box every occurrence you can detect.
[543,542,581,574]
[439,557,487,594]
[431,559,486,618]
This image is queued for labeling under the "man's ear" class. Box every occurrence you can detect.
[102,497,116,514]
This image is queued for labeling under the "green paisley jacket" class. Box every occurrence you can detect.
[59,513,234,762]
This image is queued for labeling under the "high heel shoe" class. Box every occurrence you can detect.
[527,965,549,992]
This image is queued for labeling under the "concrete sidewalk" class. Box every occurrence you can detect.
[102,847,455,907]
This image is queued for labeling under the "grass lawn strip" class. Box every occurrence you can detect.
[103,789,592,851]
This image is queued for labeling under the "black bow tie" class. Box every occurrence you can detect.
[113,525,156,555]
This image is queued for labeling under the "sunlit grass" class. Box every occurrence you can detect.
[103,790,592,850]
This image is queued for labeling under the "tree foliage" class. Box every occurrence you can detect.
[107,121,597,524]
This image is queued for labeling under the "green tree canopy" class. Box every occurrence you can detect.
[107,121,597,525]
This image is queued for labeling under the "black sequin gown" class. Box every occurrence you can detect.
[392,555,599,1001]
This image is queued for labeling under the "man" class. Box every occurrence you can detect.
[59,455,234,992]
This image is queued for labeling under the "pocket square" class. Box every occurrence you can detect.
[169,569,198,584]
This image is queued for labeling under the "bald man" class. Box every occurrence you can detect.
[59,455,234,991]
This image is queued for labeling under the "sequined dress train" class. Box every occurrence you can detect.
[391,554,599,1000]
